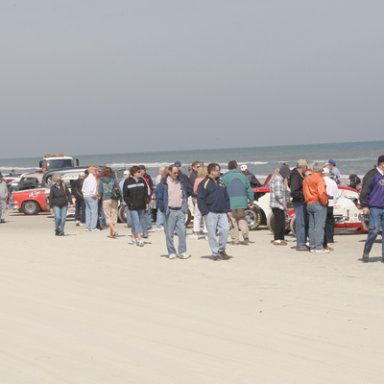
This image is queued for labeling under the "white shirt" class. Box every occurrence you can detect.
[81,173,97,197]
[324,176,339,207]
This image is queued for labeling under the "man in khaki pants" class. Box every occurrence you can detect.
[222,160,254,245]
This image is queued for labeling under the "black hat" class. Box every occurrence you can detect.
[279,164,291,179]
[378,155,384,164]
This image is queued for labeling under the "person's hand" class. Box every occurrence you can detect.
[227,211,232,219]
[363,207,370,215]
[248,203,254,209]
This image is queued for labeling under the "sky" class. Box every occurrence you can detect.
[1,0,383,158]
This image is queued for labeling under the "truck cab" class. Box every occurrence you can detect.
[39,153,79,172]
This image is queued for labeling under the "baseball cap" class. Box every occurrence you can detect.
[174,160,182,167]
[377,155,384,164]
[297,159,308,167]
[240,164,248,171]
[328,159,336,166]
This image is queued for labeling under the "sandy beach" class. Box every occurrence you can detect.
[1,213,384,383]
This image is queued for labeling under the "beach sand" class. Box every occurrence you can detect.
[1,213,384,383]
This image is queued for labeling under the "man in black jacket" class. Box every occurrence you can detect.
[197,163,231,260]
[290,159,309,251]
[71,172,86,226]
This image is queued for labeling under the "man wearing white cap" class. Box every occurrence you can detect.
[240,164,262,188]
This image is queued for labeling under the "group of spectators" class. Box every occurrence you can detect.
[3,154,384,263]
[269,155,384,263]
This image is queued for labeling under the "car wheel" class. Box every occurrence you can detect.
[118,204,127,223]
[245,208,262,230]
[185,209,192,227]
[22,200,40,215]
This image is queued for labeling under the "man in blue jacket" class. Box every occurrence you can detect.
[156,164,191,259]
[360,155,384,263]
[197,163,231,261]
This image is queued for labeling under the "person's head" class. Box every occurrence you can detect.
[279,164,290,180]
[158,166,167,177]
[377,155,384,171]
[129,165,141,177]
[79,172,86,179]
[207,163,221,179]
[191,161,201,172]
[322,167,331,177]
[296,159,308,174]
[227,160,238,170]
[327,159,336,169]
[87,166,97,175]
[240,164,248,173]
[311,162,323,173]
[52,174,62,184]
[139,164,147,175]
[101,167,113,177]
[196,164,208,178]
[168,165,180,181]
[123,169,129,177]
[174,160,182,168]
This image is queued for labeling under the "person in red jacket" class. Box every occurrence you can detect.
[303,162,329,253]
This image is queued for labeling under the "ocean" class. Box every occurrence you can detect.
[1,141,383,179]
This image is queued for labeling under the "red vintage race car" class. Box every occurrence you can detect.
[10,187,50,215]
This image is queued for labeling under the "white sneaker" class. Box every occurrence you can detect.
[137,240,144,247]
[91,228,100,232]
[314,248,330,254]
[129,239,137,245]
[178,253,191,259]
[189,233,199,240]
[76,220,80,226]
[168,253,177,259]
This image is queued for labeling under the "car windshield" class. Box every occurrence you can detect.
[47,159,73,169]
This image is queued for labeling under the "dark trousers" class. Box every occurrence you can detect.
[272,208,286,241]
[75,198,85,223]
[324,206,335,246]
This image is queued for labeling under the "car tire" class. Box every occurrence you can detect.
[185,209,192,227]
[245,208,262,230]
[118,204,127,223]
[22,200,40,215]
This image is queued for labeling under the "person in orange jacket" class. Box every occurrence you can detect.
[303,162,329,253]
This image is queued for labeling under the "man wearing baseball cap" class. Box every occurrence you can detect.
[325,159,341,184]
[360,155,384,263]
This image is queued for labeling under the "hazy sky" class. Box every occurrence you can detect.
[1,0,383,158]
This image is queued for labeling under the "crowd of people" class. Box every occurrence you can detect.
[1,155,383,263]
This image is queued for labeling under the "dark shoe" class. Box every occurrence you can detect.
[296,246,308,251]
[362,253,369,263]
[212,255,219,261]
[219,250,230,260]
[0,219,5,223]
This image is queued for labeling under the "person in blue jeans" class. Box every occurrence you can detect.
[290,159,309,251]
[122,166,149,247]
[49,174,72,236]
[197,163,231,261]
[360,155,384,263]
[156,164,191,259]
